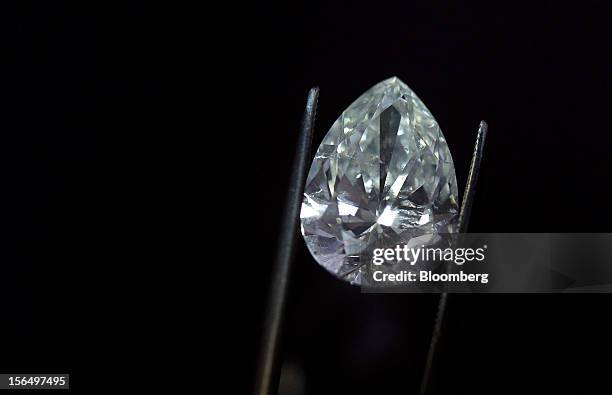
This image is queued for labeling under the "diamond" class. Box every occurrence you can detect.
[300,77,459,286]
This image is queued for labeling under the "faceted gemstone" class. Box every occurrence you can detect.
[300,77,459,286]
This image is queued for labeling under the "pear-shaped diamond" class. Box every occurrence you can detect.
[300,77,459,285]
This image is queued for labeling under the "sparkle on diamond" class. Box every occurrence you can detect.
[300,77,459,286]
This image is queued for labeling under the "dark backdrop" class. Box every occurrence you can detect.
[3,2,612,393]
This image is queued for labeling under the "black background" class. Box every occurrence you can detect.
[3,1,612,393]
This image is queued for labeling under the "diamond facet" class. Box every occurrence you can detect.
[300,77,459,285]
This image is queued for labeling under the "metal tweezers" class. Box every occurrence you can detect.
[253,87,487,395]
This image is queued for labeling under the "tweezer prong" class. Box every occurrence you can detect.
[458,121,488,234]
[419,121,488,395]
[253,87,319,395]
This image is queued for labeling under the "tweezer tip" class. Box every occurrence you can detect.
[305,87,319,109]
[478,120,488,135]
[476,121,488,153]
[307,86,319,99]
